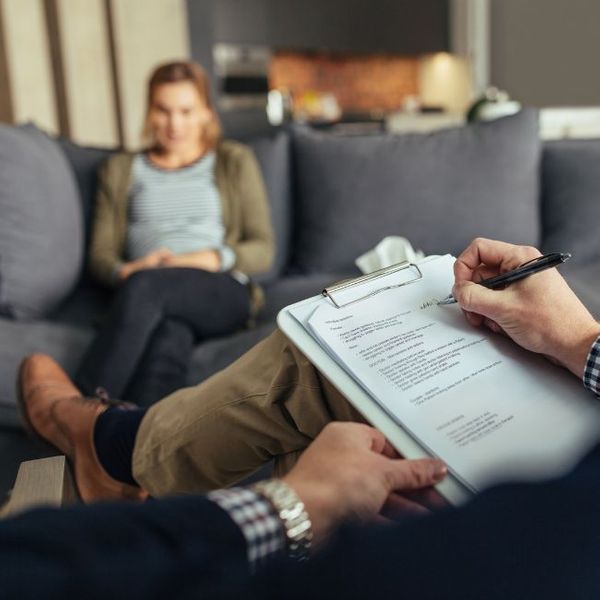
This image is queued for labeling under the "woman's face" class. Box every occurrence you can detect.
[148,81,212,152]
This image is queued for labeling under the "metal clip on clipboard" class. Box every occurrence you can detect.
[322,261,423,309]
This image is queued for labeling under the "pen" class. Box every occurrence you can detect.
[437,252,572,305]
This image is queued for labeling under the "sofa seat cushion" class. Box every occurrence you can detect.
[292,110,542,273]
[0,318,94,428]
[187,323,277,387]
[0,124,83,320]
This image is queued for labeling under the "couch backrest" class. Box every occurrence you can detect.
[14,117,599,325]
[243,131,292,283]
[541,138,600,268]
[56,137,114,268]
[289,110,542,274]
[59,116,600,293]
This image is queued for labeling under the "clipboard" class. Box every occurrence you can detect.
[277,259,472,505]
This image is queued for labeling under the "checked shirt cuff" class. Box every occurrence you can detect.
[583,335,600,397]
[208,487,285,569]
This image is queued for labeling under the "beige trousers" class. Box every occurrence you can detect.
[132,329,364,496]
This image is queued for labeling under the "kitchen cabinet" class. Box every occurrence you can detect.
[211,0,448,55]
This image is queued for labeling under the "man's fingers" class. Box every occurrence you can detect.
[381,493,430,519]
[385,457,447,491]
[368,429,388,456]
[452,280,508,320]
[454,238,515,280]
[454,238,541,284]
[484,318,505,335]
[380,439,401,459]
[463,309,484,328]
[401,487,450,511]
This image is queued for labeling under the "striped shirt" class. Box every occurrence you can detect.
[126,152,235,270]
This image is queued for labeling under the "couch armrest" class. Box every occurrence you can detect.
[0,456,78,517]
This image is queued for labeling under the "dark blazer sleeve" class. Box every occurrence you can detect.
[3,445,600,599]
[249,442,600,600]
[0,496,248,599]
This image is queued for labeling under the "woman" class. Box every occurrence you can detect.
[75,60,274,407]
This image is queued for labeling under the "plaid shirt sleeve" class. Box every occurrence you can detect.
[583,335,600,397]
[208,487,285,570]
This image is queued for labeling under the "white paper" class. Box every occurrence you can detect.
[292,255,600,492]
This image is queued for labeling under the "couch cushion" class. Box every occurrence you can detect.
[541,139,600,267]
[187,322,277,387]
[55,137,114,256]
[292,110,542,273]
[0,124,83,320]
[563,263,600,320]
[244,130,292,282]
[261,271,359,321]
[0,317,93,428]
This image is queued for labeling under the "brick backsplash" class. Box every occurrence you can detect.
[269,51,419,113]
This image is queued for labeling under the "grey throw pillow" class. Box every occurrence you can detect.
[0,124,83,320]
[292,110,541,273]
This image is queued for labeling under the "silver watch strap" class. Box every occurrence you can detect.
[252,479,313,560]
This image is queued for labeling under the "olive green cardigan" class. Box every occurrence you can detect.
[89,140,275,315]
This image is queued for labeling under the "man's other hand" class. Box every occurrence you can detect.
[452,238,600,378]
[282,422,447,545]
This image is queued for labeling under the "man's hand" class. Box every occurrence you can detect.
[282,422,447,545]
[160,249,221,272]
[118,248,173,281]
[452,238,600,378]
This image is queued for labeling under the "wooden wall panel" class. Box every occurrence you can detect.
[0,0,58,133]
[0,2,14,123]
[109,0,190,150]
[55,0,119,147]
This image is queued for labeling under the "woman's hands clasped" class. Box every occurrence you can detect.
[118,248,221,281]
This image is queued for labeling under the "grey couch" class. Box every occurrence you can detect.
[1,108,599,492]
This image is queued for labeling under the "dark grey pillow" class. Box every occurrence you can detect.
[541,139,600,270]
[292,110,542,273]
[55,136,114,251]
[245,131,292,282]
[0,124,83,320]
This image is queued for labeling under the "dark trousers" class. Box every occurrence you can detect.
[76,268,249,406]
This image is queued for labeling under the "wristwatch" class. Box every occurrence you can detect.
[252,479,313,560]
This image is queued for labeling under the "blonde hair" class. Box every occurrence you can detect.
[143,60,222,149]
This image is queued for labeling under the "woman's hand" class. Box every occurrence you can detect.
[117,248,173,281]
[118,248,222,281]
[160,249,221,272]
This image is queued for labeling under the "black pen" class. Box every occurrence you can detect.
[438,252,572,305]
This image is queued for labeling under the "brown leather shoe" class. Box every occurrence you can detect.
[17,354,147,504]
